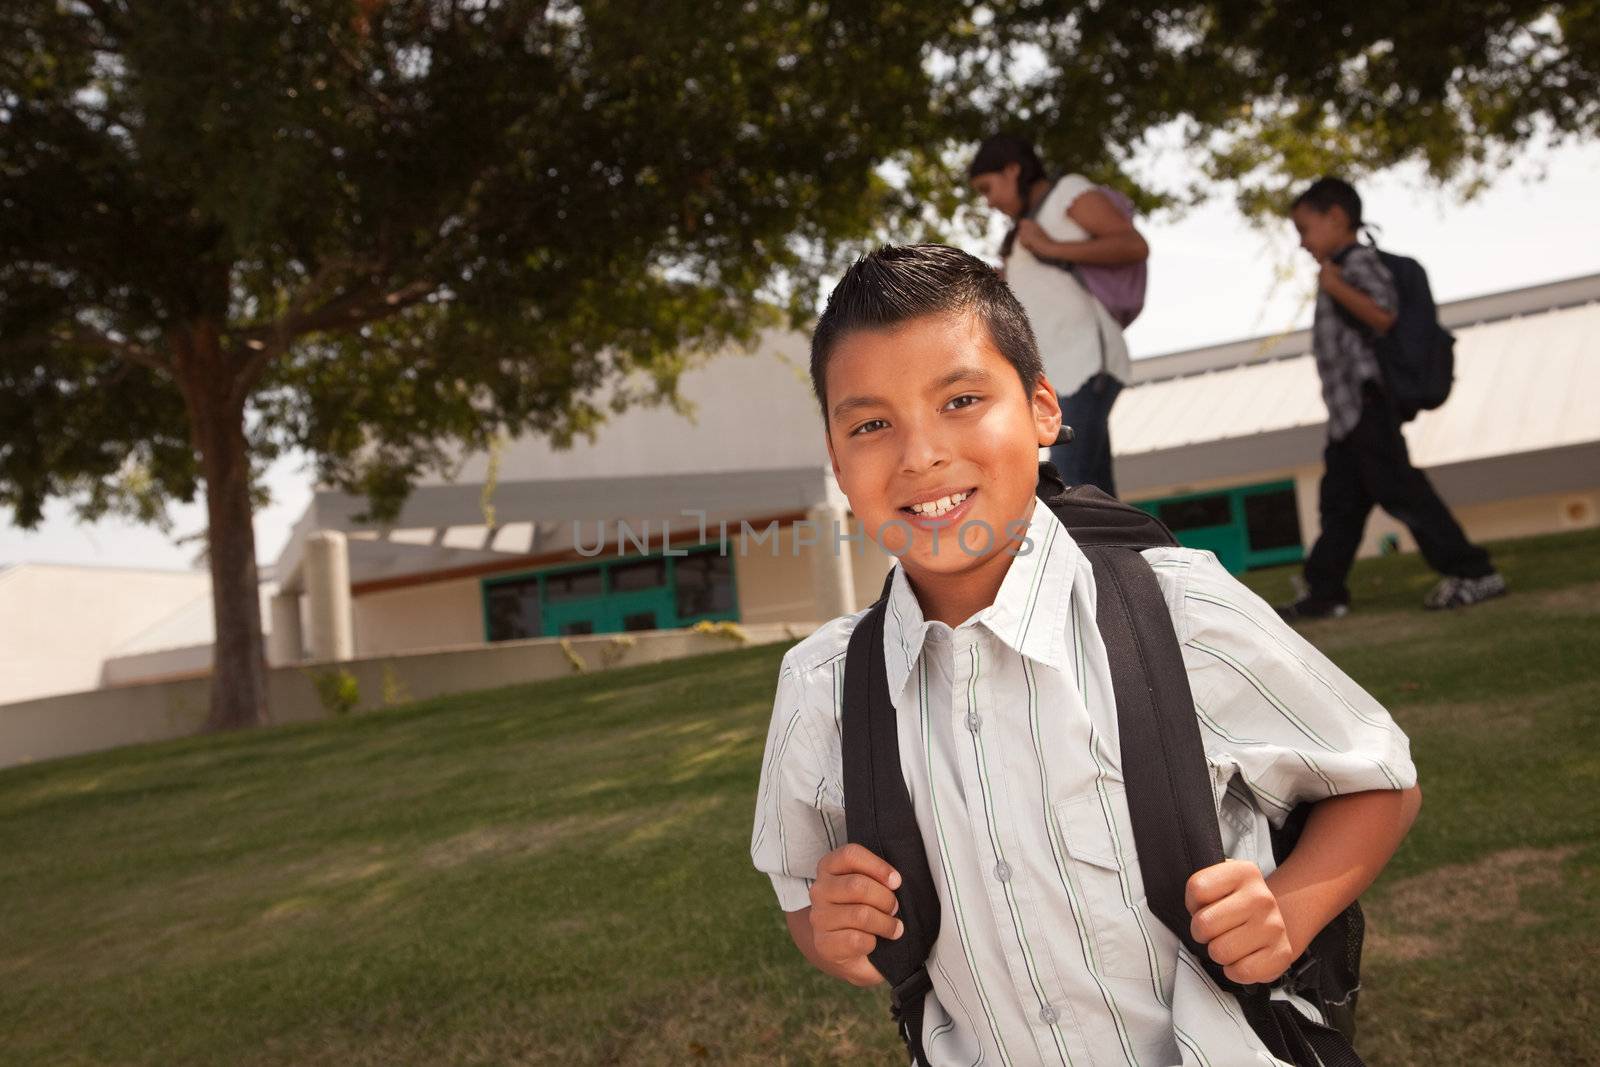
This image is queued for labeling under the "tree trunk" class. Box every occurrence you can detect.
[174,321,269,732]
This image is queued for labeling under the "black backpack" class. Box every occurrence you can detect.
[842,464,1366,1067]
[1333,243,1455,421]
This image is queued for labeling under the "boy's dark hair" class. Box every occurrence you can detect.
[1291,176,1363,228]
[967,133,1048,215]
[809,244,1043,418]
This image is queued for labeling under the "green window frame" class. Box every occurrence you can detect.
[1131,480,1304,574]
[480,543,740,642]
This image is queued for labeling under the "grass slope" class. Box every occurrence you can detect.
[3,528,1597,1065]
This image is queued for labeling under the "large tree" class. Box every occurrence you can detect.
[1,0,967,730]
[3,1,1595,731]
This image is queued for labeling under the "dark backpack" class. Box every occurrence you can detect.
[842,464,1366,1067]
[1333,244,1455,421]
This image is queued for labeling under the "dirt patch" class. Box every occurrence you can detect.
[413,812,633,872]
[1366,845,1579,962]
[1529,580,1600,617]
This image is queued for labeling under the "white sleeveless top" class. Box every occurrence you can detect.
[1003,174,1134,397]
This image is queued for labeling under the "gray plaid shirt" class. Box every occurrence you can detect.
[1312,245,1397,441]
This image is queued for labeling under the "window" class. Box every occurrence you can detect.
[622,611,658,632]
[1158,494,1231,531]
[545,566,603,601]
[1134,479,1304,574]
[485,579,541,641]
[484,544,739,643]
[1244,488,1302,551]
[611,558,667,591]
[675,550,735,618]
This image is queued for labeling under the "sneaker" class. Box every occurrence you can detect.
[1276,596,1350,622]
[1424,571,1508,610]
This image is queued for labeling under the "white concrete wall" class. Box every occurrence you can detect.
[0,622,814,770]
[734,524,825,624]
[351,577,485,656]
[0,565,211,704]
[426,330,828,487]
[101,643,213,686]
[1358,487,1600,559]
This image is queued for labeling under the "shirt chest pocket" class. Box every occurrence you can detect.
[1052,788,1166,983]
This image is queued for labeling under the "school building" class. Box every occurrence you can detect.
[6,269,1594,706]
[257,270,1598,666]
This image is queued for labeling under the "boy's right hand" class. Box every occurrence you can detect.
[807,843,905,987]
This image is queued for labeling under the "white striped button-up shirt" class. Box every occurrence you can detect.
[751,500,1416,1066]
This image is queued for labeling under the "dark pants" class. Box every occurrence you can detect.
[1304,384,1492,604]
[1051,373,1123,497]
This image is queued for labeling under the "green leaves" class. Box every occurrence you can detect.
[3,0,1595,530]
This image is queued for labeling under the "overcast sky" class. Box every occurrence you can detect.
[5,139,1598,574]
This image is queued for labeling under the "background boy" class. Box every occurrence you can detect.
[1279,177,1505,620]
[752,244,1421,1065]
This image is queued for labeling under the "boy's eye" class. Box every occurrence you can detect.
[944,394,981,411]
[849,419,888,437]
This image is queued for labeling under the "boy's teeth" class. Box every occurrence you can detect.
[912,490,969,516]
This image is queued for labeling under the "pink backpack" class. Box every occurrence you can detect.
[1006,180,1147,328]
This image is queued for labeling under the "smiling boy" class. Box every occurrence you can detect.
[751,245,1421,1065]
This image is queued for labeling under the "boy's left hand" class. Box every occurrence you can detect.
[1185,859,1298,985]
[1317,260,1345,292]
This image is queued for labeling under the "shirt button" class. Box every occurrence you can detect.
[965,711,981,732]
[994,861,1012,882]
[1040,1005,1060,1025]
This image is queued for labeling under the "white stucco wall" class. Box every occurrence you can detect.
[0,622,815,770]
[0,565,212,704]
[733,524,828,625]
[425,330,827,487]
[351,577,486,657]
[1132,469,1600,569]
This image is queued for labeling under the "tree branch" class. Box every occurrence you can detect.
[0,324,171,374]
[228,277,440,402]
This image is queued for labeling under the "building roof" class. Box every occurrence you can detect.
[277,465,841,590]
[277,271,1600,586]
[1112,272,1600,491]
[1127,271,1600,384]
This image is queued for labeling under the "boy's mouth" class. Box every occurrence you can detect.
[900,487,978,526]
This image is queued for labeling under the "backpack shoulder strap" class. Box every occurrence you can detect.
[1082,545,1224,960]
[1086,543,1367,1067]
[1037,465,1176,549]
[841,568,940,1065]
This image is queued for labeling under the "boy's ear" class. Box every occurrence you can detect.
[1031,375,1063,447]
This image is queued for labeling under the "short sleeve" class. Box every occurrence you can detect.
[1343,248,1398,314]
[751,653,841,911]
[1049,173,1097,216]
[1171,551,1416,824]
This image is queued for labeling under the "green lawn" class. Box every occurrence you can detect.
[3,528,1598,1065]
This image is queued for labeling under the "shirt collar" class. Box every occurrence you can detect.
[879,498,1080,701]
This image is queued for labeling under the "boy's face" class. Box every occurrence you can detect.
[822,311,1061,582]
[1291,203,1354,263]
[970,163,1023,218]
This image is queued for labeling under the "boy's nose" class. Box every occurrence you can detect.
[899,426,953,475]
